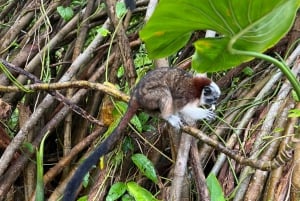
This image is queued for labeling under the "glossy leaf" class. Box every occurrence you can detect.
[140,0,300,72]
[106,182,127,201]
[77,195,88,201]
[192,37,250,72]
[57,6,74,21]
[130,115,143,132]
[288,109,300,118]
[116,2,127,18]
[82,172,90,188]
[242,67,254,76]
[35,133,49,201]
[114,101,142,132]
[22,142,34,154]
[97,27,111,37]
[131,153,158,184]
[127,182,160,201]
[122,136,134,153]
[121,194,135,201]
[207,173,226,201]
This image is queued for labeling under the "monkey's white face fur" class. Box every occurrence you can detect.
[167,81,221,128]
[200,82,221,109]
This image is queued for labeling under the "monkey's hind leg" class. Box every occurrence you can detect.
[158,90,182,129]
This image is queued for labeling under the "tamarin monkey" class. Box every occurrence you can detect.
[63,67,221,201]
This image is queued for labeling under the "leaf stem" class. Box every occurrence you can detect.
[228,48,300,100]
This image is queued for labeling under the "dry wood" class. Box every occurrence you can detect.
[0,1,300,201]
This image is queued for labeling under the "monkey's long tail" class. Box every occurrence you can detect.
[63,99,139,201]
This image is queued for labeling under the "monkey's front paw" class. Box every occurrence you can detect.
[204,110,216,121]
[167,115,182,129]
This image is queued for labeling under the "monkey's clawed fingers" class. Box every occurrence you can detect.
[166,115,183,129]
[204,109,216,121]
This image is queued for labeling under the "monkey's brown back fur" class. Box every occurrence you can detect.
[133,67,211,116]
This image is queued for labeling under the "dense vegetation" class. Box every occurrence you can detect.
[0,0,300,200]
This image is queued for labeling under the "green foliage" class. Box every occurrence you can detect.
[35,133,49,201]
[106,182,127,201]
[207,173,226,201]
[127,181,160,201]
[57,6,74,21]
[77,195,88,201]
[116,2,127,18]
[71,0,86,7]
[288,109,300,118]
[131,153,159,184]
[97,27,111,37]
[121,194,135,201]
[0,62,32,93]
[122,136,134,153]
[292,90,300,102]
[130,114,142,133]
[137,112,154,132]
[140,0,300,72]
[133,45,153,68]
[112,151,125,168]
[106,181,159,201]
[8,107,19,133]
[114,101,152,133]
[114,101,143,132]
[82,172,90,188]
[242,67,254,76]
[117,66,125,79]
[273,127,284,133]
[22,142,35,154]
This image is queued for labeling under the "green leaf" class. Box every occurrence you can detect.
[122,136,134,153]
[22,142,34,153]
[82,172,90,188]
[137,112,150,126]
[121,194,135,201]
[289,109,300,118]
[292,90,300,102]
[131,153,158,184]
[106,182,127,201]
[130,115,142,132]
[126,181,160,201]
[116,2,127,18]
[77,195,88,201]
[35,132,49,201]
[57,6,74,21]
[242,67,254,76]
[192,37,250,72]
[140,0,300,72]
[112,150,124,167]
[138,112,154,132]
[117,66,125,78]
[134,45,152,68]
[140,31,191,59]
[114,101,142,132]
[206,173,226,201]
[0,62,33,93]
[97,27,111,37]
[274,127,284,133]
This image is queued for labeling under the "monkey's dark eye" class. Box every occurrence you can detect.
[203,86,212,96]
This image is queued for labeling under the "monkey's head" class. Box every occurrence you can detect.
[200,82,221,110]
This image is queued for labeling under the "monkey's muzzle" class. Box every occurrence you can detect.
[199,104,216,111]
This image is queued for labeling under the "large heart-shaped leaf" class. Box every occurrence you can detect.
[139,0,300,72]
